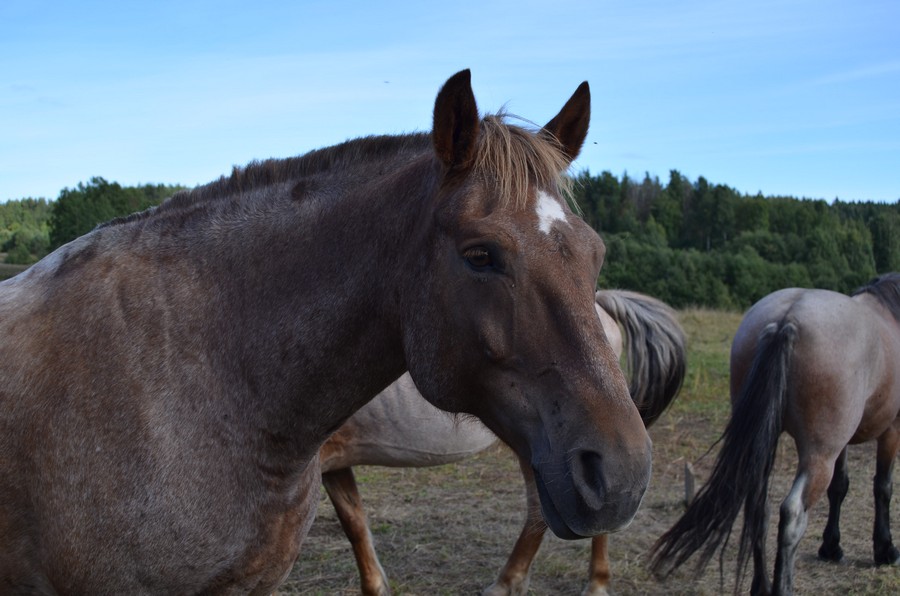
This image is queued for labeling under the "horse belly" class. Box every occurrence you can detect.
[321,373,498,470]
[849,382,900,444]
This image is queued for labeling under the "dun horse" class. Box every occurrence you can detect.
[319,289,686,595]
[0,70,652,593]
[651,274,900,595]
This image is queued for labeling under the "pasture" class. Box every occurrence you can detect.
[284,308,900,595]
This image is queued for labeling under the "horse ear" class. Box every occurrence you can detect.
[432,69,480,171]
[542,81,590,164]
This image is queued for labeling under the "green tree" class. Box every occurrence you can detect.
[572,170,625,233]
[651,170,687,243]
[49,177,183,249]
[734,194,769,235]
[572,168,894,308]
[869,211,900,272]
[0,197,52,264]
[630,172,662,222]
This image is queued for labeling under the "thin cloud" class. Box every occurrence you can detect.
[805,61,900,87]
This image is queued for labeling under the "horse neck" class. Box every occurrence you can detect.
[168,150,439,462]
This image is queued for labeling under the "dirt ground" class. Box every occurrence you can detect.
[281,412,900,595]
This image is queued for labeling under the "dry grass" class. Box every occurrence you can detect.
[284,308,900,595]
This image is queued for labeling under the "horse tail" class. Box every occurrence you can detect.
[595,289,686,427]
[649,320,798,588]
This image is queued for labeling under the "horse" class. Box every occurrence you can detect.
[319,289,686,595]
[650,273,900,595]
[0,69,653,593]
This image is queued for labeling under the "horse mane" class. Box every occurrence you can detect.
[188,134,431,204]
[100,113,572,230]
[852,272,900,322]
[100,134,432,229]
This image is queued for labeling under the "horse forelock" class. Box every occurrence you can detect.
[474,113,573,211]
[853,272,900,322]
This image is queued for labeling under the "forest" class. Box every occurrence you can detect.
[1,177,184,265]
[572,169,899,308]
[2,172,898,310]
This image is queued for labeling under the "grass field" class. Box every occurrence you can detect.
[284,308,900,595]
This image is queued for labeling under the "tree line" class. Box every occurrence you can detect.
[1,177,184,267]
[571,169,899,309]
[0,196,52,265]
[2,172,898,309]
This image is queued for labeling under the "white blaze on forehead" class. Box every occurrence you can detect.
[535,191,568,234]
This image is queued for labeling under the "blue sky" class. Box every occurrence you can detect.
[2,0,898,203]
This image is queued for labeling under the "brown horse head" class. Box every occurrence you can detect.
[402,70,652,538]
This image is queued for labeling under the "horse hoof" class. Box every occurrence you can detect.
[360,578,391,596]
[818,542,844,562]
[874,544,900,566]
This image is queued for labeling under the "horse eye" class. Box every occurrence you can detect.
[463,247,493,269]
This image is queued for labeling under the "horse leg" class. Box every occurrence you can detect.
[321,467,390,596]
[818,447,849,562]
[483,458,546,596]
[873,426,900,565]
[748,498,772,596]
[772,459,832,596]
[582,534,610,596]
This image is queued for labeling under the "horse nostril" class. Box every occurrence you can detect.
[575,450,607,509]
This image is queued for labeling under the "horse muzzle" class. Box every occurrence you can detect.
[532,439,652,539]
